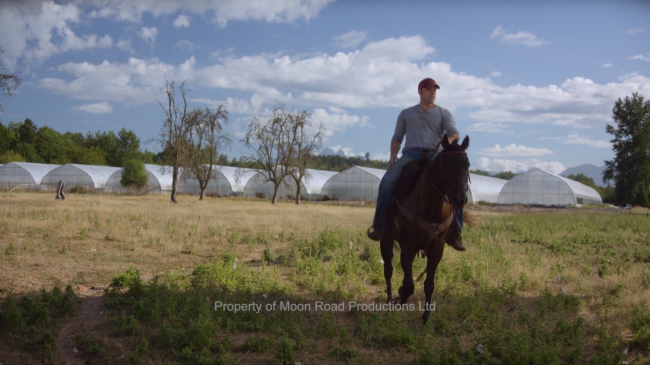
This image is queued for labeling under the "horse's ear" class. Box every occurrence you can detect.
[441,134,450,149]
[461,135,470,150]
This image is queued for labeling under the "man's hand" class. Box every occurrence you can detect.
[389,154,398,166]
[389,140,401,166]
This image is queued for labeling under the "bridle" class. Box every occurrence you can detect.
[421,144,470,205]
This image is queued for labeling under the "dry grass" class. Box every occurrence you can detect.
[1,192,649,364]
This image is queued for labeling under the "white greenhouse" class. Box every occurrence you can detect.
[105,165,169,194]
[321,166,386,201]
[41,164,121,191]
[216,166,258,196]
[0,162,60,190]
[243,171,309,200]
[304,169,338,199]
[467,174,508,204]
[498,168,603,206]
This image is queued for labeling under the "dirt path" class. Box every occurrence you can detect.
[56,286,107,365]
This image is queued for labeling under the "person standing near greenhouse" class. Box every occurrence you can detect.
[366,77,466,252]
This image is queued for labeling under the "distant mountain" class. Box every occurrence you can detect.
[320,147,347,157]
[560,164,606,187]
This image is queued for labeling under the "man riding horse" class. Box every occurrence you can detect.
[367,77,466,252]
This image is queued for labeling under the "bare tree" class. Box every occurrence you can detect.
[155,79,192,203]
[182,105,231,200]
[287,111,324,205]
[0,47,21,114]
[241,104,294,205]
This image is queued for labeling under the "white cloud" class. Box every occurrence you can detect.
[541,134,611,148]
[311,107,371,137]
[479,143,553,157]
[325,145,363,157]
[116,39,134,53]
[82,0,334,26]
[41,57,197,103]
[38,35,650,131]
[467,122,508,134]
[73,102,112,114]
[627,28,644,35]
[192,94,265,114]
[0,1,114,66]
[139,27,158,46]
[630,54,650,62]
[490,71,502,78]
[372,152,391,162]
[174,40,197,52]
[476,157,565,174]
[331,30,368,49]
[601,63,613,68]
[490,25,549,47]
[174,14,190,28]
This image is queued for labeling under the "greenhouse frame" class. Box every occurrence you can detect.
[0,162,60,190]
[321,166,386,201]
[214,166,259,196]
[498,168,602,206]
[41,164,121,191]
[467,174,508,204]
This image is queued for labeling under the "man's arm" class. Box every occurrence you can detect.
[447,133,459,144]
[389,140,401,166]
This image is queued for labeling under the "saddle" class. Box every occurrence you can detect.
[395,158,429,200]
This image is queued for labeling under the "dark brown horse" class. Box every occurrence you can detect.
[380,134,474,324]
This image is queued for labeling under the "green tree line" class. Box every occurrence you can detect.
[0,118,159,166]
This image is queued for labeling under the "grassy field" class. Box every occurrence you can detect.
[0,193,649,364]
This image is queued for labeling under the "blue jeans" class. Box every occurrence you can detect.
[373,149,463,232]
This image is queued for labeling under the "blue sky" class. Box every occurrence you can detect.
[1,0,649,174]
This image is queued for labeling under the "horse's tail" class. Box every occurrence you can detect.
[463,210,480,227]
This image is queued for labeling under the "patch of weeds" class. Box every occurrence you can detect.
[104,234,115,241]
[279,230,286,242]
[634,247,650,263]
[0,285,77,363]
[127,340,150,364]
[642,270,650,289]
[243,335,273,354]
[75,334,109,357]
[591,322,622,365]
[274,337,296,365]
[4,242,17,256]
[181,243,195,255]
[598,264,609,278]
[227,231,239,245]
[58,245,68,254]
[629,306,650,350]
[75,228,88,240]
[263,246,274,264]
[240,231,253,245]
[330,346,359,364]
[253,231,268,246]
[108,312,140,335]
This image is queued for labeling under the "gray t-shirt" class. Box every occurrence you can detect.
[391,105,458,152]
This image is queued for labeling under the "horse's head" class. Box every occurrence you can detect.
[439,134,470,210]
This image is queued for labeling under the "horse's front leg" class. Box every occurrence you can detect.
[398,248,416,304]
[422,242,445,324]
[380,236,394,303]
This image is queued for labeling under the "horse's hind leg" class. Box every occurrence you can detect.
[380,237,394,303]
[398,249,416,304]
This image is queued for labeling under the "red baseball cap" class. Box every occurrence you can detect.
[418,78,440,90]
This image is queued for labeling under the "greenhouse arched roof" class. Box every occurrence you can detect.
[498,168,602,206]
[42,164,121,189]
[0,162,60,184]
[467,173,508,204]
[304,169,338,195]
[215,166,259,194]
